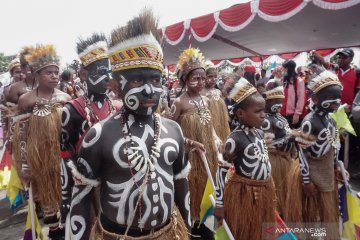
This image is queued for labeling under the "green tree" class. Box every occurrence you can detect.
[0,53,16,73]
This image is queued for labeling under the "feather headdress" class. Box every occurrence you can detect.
[177,48,205,80]
[205,60,215,71]
[229,77,257,104]
[77,33,108,67]
[108,8,163,72]
[308,70,342,94]
[25,44,59,73]
[263,86,285,100]
[18,46,34,66]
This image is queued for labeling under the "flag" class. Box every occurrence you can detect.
[6,165,23,211]
[339,184,360,240]
[199,179,214,224]
[0,166,10,189]
[215,225,230,240]
[330,105,356,136]
[23,203,44,240]
[0,148,12,189]
[275,212,298,240]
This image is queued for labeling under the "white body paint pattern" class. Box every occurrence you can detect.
[298,112,338,184]
[81,123,102,148]
[105,120,178,228]
[242,137,271,180]
[70,162,96,239]
[61,159,69,199]
[228,129,272,180]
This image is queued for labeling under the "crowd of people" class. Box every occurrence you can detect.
[1,8,360,240]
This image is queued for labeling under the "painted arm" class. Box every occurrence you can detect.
[60,104,83,224]
[296,120,312,184]
[169,99,182,122]
[215,139,233,207]
[69,126,101,240]
[298,146,310,184]
[173,127,191,229]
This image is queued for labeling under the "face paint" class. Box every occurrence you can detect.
[270,103,283,113]
[186,69,206,93]
[119,68,163,115]
[86,58,110,94]
[316,85,342,113]
[321,99,341,109]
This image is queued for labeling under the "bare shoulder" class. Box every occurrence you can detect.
[9,81,25,90]
[53,89,72,103]
[18,90,36,112]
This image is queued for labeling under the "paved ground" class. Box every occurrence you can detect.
[0,190,48,240]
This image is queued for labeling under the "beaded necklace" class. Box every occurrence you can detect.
[84,95,115,127]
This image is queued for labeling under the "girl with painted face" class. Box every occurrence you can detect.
[214,78,275,240]
[286,70,343,239]
[261,82,297,218]
[170,48,221,239]
[69,10,190,240]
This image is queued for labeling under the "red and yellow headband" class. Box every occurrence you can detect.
[108,34,163,72]
[78,41,108,67]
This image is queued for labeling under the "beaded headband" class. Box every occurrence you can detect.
[109,9,163,73]
[78,41,108,67]
[229,77,258,104]
[263,86,285,100]
[109,34,163,72]
[308,70,342,94]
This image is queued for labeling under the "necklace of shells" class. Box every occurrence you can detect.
[187,93,211,125]
[33,87,54,117]
[120,109,161,174]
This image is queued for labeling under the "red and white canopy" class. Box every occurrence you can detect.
[161,0,360,65]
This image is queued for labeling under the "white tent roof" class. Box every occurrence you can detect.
[161,0,360,64]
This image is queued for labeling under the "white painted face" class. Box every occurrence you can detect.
[270,103,283,113]
[117,68,163,115]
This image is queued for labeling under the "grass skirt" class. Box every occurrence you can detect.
[268,150,296,217]
[27,109,62,210]
[208,97,230,143]
[89,207,189,240]
[179,109,218,219]
[224,174,276,240]
[285,163,340,239]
